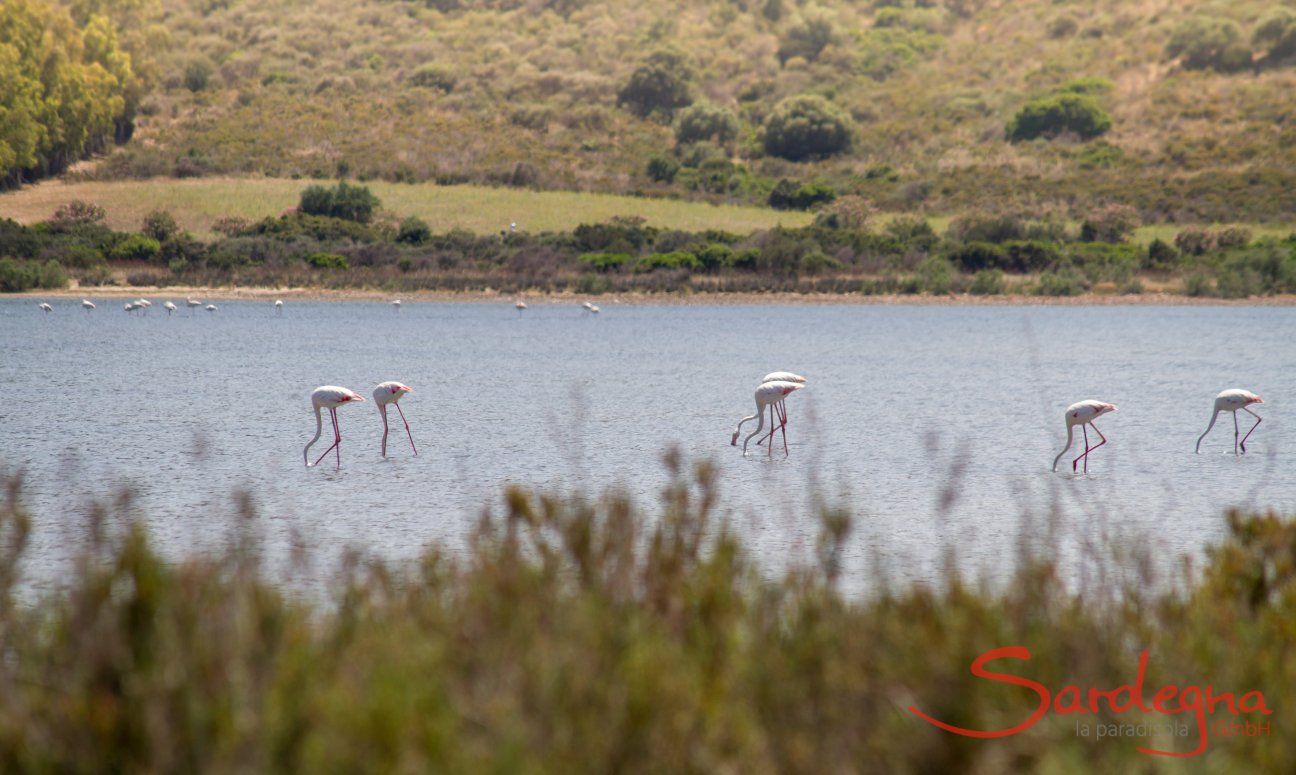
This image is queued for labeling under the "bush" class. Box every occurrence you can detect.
[946,241,1007,272]
[307,252,349,270]
[579,252,631,271]
[1033,267,1090,296]
[1166,17,1252,72]
[1003,240,1061,272]
[0,258,67,292]
[968,268,1005,295]
[646,155,680,183]
[694,243,734,270]
[108,234,162,262]
[1079,204,1139,243]
[777,16,836,64]
[409,64,456,92]
[673,103,740,146]
[946,212,1024,243]
[1007,93,1111,141]
[0,219,42,258]
[1215,226,1253,249]
[915,255,954,294]
[49,201,106,230]
[617,50,695,118]
[1175,227,1216,256]
[637,251,701,272]
[768,179,837,211]
[761,95,854,161]
[1145,238,1180,269]
[396,216,431,245]
[1254,9,1296,62]
[183,59,212,92]
[299,182,382,224]
[884,216,937,249]
[856,27,944,81]
[813,196,873,230]
[141,210,179,243]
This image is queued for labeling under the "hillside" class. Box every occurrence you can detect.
[63,0,1296,222]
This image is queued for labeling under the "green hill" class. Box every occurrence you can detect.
[13,0,1296,222]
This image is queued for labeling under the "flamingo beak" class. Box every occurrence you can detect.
[1253,397,1264,404]
[354,396,366,402]
[403,387,414,394]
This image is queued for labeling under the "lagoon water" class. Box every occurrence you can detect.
[2,298,1295,591]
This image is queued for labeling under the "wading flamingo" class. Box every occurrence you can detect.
[392,300,401,311]
[1196,389,1264,455]
[731,380,804,457]
[756,372,806,445]
[275,299,284,315]
[39,303,52,313]
[590,305,600,314]
[205,304,218,312]
[163,301,177,315]
[304,386,366,468]
[373,381,417,457]
[1052,400,1118,473]
[136,299,151,314]
[81,299,95,311]
[515,300,527,314]
[124,302,137,313]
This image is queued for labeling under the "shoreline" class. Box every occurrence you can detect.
[9,287,1296,306]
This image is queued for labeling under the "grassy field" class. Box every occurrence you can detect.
[0,178,812,237]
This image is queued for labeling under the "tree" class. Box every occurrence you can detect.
[298,182,382,224]
[1254,9,1296,62]
[762,95,854,161]
[617,50,694,118]
[1006,93,1111,142]
[674,103,740,146]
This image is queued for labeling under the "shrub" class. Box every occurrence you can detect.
[574,217,653,253]
[1079,204,1139,243]
[1174,227,1216,256]
[856,27,944,80]
[1184,272,1214,296]
[777,16,836,65]
[1004,240,1061,272]
[1254,9,1296,62]
[49,201,106,229]
[1215,226,1252,250]
[108,234,162,262]
[812,195,873,230]
[694,243,734,270]
[946,211,1024,243]
[884,216,937,249]
[183,59,212,92]
[674,104,740,146]
[1145,238,1180,269]
[396,216,431,245]
[617,50,695,118]
[141,210,179,242]
[1033,267,1090,296]
[968,268,1005,295]
[946,241,1007,272]
[307,252,349,270]
[299,182,382,224]
[0,258,66,292]
[761,96,854,161]
[1166,17,1252,72]
[408,64,456,92]
[798,250,844,275]
[645,156,680,183]
[579,252,630,271]
[637,251,701,272]
[1055,76,1114,97]
[768,179,837,210]
[915,255,954,294]
[1007,93,1111,141]
[0,219,42,258]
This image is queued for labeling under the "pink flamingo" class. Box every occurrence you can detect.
[731,380,804,457]
[303,386,365,468]
[756,371,806,446]
[373,381,417,457]
[1196,389,1263,454]
[1052,400,1118,473]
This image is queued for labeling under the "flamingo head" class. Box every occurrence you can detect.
[392,384,413,395]
[1100,403,1117,415]
[343,393,365,403]
[1249,395,1264,405]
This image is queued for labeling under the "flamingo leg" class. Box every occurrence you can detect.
[1082,422,1108,471]
[1233,411,1240,455]
[780,404,789,457]
[313,409,343,467]
[757,401,789,447]
[396,403,418,455]
[380,407,389,458]
[1073,424,1091,473]
[1240,408,1261,453]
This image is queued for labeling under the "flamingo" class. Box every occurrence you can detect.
[392,300,402,311]
[187,298,202,308]
[163,301,177,315]
[81,299,95,311]
[1052,400,1118,473]
[581,301,593,315]
[136,299,152,314]
[39,302,52,313]
[515,300,527,314]
[275,299,283,315]
[205,304,218,312]
[373,381,417,457]
[1196,389,1263,455]
[304,386,366,468]
[756,372,806,446]
[590,305,600,314]
[124,302,137,313]
[731,380,804,457]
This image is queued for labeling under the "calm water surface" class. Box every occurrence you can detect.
[2,299,1294,589]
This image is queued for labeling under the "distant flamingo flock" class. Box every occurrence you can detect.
[34,298,1267,470]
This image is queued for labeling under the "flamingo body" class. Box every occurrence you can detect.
[81,299,95,310]
[1196,389,1263,454]
[1053,400,1117,472]
[373,381,417,457]
[163,301,177,314]
[206,304,217,312]
[732,380,804,456]
[39,303,52,312]
[304,386,366,468]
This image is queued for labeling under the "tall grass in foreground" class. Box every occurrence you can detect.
[0,456,1293,771]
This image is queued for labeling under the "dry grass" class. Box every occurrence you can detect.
[0,178,812,238]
